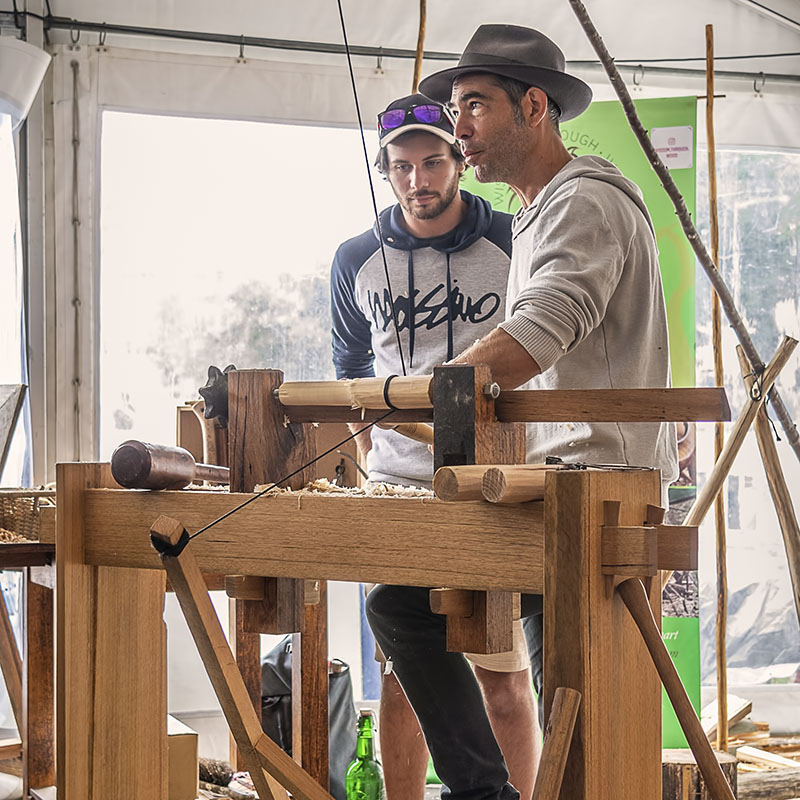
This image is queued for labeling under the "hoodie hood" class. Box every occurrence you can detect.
[515,155,656,240]
[373,190,495,254]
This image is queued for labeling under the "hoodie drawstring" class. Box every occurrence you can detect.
[407,250,416,368]
[445,253,454,362]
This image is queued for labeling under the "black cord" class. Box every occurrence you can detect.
[335,0,408,378]
[187,408,396,542]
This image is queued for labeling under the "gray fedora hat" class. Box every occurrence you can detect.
[418,24,592,121]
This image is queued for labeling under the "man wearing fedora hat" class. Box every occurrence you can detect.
[367,24,677,800]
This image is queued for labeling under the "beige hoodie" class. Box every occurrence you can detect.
[499,155,678,484]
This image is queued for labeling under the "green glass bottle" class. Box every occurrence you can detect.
[345,709,385,800]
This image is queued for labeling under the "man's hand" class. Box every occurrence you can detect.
[347,422,373,457]
[452,327,541,389]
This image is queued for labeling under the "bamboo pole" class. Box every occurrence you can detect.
[737,346,800,627]
[706,24,729,753]
[411,0,426,93]
[617,579,736,800]
[278,376,433,409]
[661,335,798,589]
[566,0,800,464]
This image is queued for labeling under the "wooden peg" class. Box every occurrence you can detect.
[603,500,621,527]
[646,504,666,525]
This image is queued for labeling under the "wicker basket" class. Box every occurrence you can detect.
[0,490,55,542]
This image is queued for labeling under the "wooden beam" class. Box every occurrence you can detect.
[738,766,800,800]
[496,387,731,423]
[80,489,546,593]
[283,386,731,424]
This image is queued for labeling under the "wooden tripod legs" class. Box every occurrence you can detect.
[617,578,735,800]
[150,515,333,800]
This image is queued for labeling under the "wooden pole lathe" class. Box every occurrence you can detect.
[150,515,332,800]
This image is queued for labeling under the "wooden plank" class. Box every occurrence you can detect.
[23,571,55,794]
[544,469,662,800]
[81,489,546,593]
[736,745,799,769]
[292,581,329,790]
[57,462,167,800]
[0,736,21,759]
[495,387,731,423]
[0,542,54,566]
[702,694,753,738]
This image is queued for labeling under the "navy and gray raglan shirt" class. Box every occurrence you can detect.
[331,190,512,486]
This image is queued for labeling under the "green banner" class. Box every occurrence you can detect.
[463,96,700,747]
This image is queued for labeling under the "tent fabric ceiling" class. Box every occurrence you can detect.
[47,0,800,79]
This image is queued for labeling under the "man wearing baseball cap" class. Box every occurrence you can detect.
[368,25,678,800]
[331,93,540,800]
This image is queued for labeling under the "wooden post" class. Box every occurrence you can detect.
[432,364,525,653]
[56,462,167,800]
[23,568,55,794]
[227,369,328,787]
[544,468,662,800]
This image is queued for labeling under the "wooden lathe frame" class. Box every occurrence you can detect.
[55,367,730,800]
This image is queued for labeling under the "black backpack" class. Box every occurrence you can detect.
[261,636,358,800]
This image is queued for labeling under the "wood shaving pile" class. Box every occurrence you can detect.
[253,477,433,498]
[0,527,30,543]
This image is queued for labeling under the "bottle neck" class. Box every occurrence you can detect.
[356,716,376,759]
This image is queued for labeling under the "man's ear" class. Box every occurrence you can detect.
[524,87,549,127]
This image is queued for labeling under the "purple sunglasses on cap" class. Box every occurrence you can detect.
[378,103,454,131]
